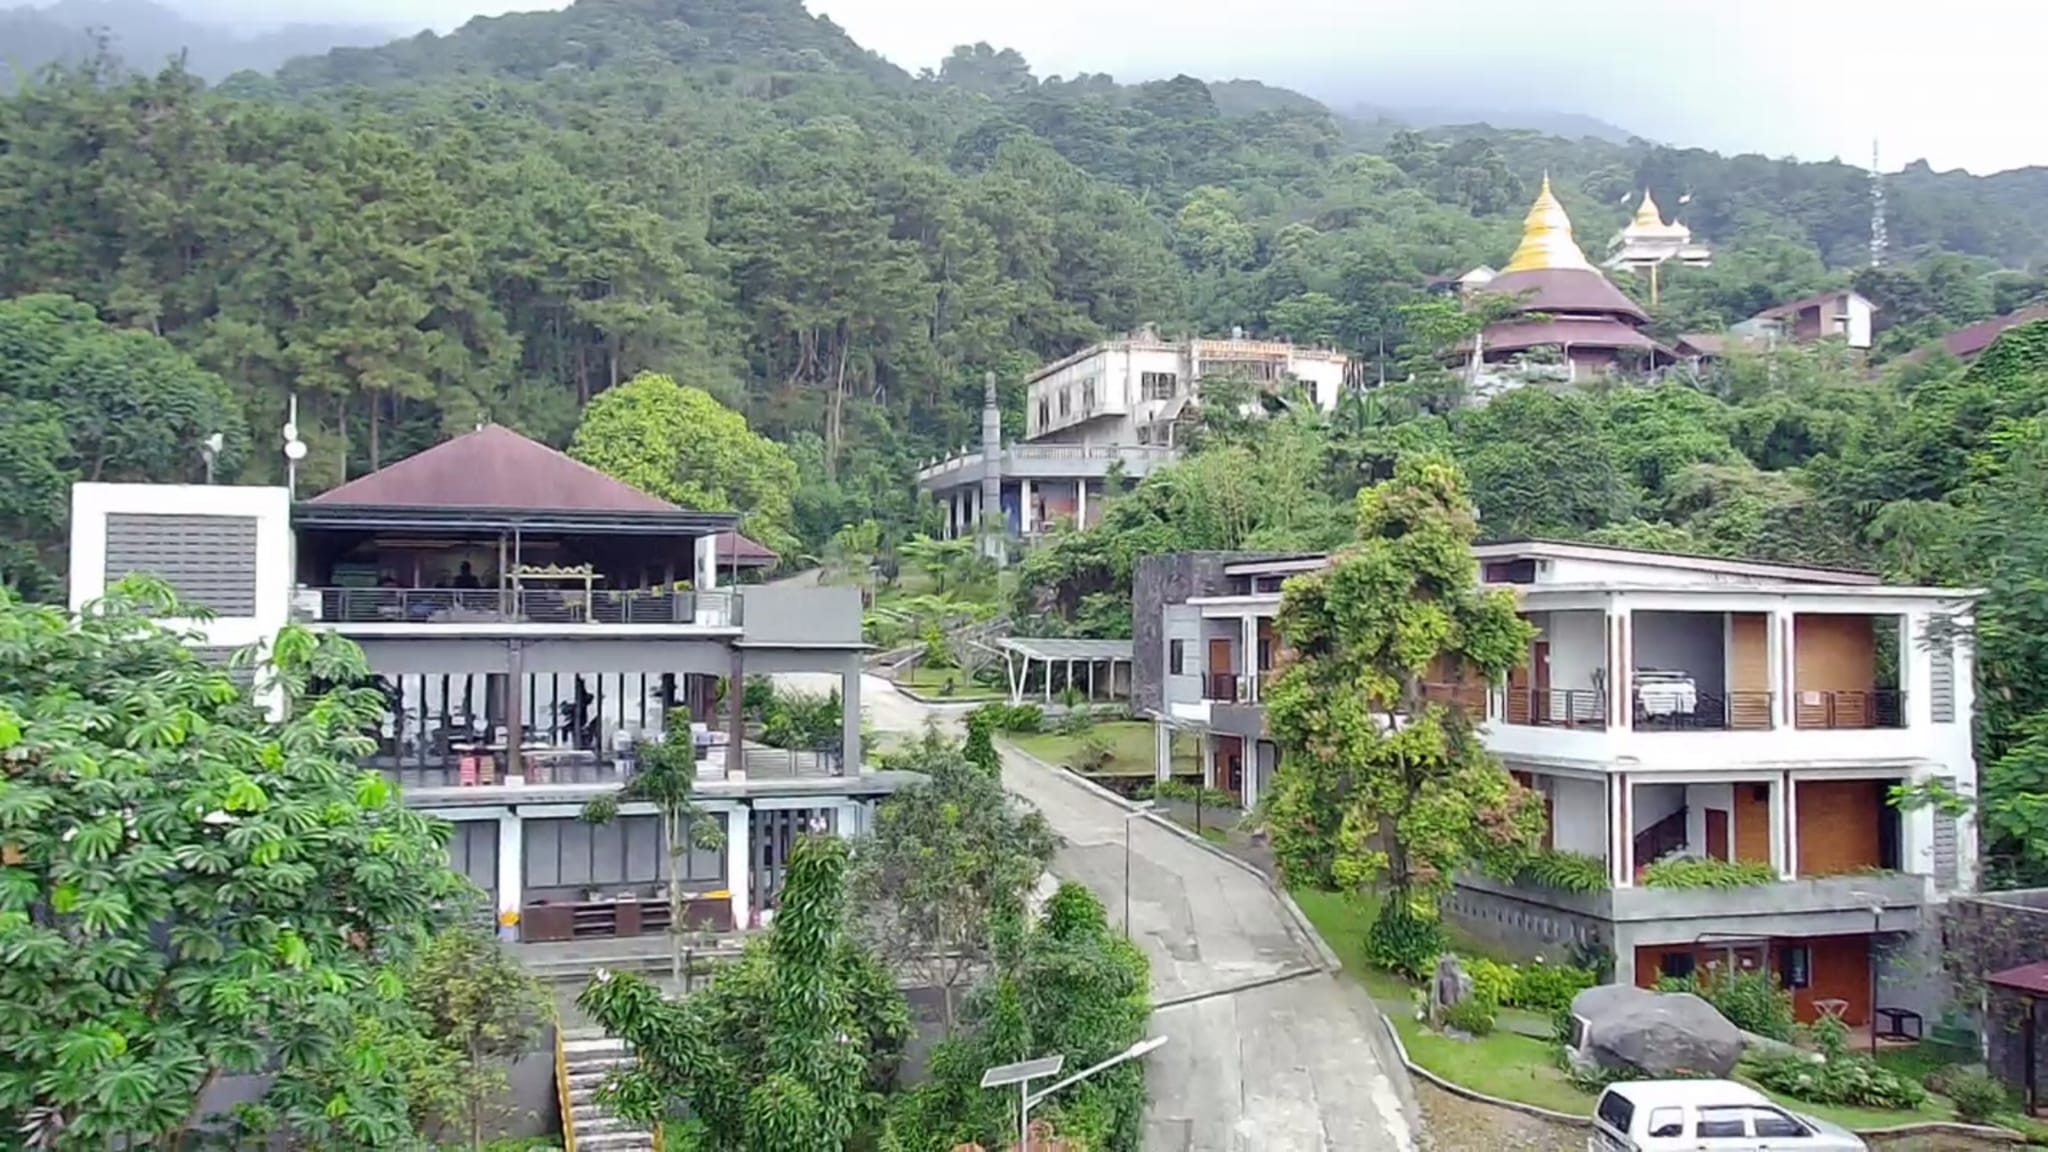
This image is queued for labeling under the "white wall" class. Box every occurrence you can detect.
[1845,295,1875,350]
[69,482,293,648]
[1542,609,1607,692]
[1681,782,1735,854]
[1548,776,1608,857]
[1633,781,1686,836]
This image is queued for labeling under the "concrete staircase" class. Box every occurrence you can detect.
[561,1033,656,1152]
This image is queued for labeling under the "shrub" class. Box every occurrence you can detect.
[972,702,1044,734]
[1943,1067,2011,1124]
[1750,1017,1929,1110]
[1139,779,1239,809]
[1464,957,1518,1010]
[1640,856,1777,889]
[1654,968,1795,1041]
[1054,707,1097,736]
[1518,849,1610,893]
[1443,997,1496,1036]
[1365,903,1445,983]
[1067,732,1114,773]
[1512,960,1598,1015]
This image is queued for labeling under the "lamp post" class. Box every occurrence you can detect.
[982,1036,1168,1151]
[1123,801,1155,940]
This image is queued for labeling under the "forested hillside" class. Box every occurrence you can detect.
[2,0,2046,589]
[0,0,396,84]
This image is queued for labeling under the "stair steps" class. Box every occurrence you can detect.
[561,1035,656,1152]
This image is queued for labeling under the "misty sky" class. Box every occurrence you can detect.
[97,0,2048,175]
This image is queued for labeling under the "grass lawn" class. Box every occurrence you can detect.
[894,663,1005,700]
[1009,720,1199,777]
[1289,886,1963,1132]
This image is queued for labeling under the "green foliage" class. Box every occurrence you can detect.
[962,708,1000,775]
[579,835,910,1151]
[1943,1067,2012,1124]
[1067,731,1116,774]
[406,927,549,1148]
[1655,968,1796,1042]
[1442,997,1497,1036]
[1139,779,1242,809]
[0,578,467,1149]
[1264,456,1544,913]
[569,373,801,558]
[1749,1017,1928,1110]
[854,732,1056,1031]
[1517,849,1611,893]
[969,703,1045,734]
[760,687,845,753]
[1639,856,1779,889]
[582,711,722,987]
[1461,955,1596,1016]
[1464,957,1518,1009]
[1365,901,1448,983]
[883,883,1150,1152]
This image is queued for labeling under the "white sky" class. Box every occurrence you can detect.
[102,0,2048,174]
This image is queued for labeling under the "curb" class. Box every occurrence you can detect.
[890,684,1002,707]
[1380,1013,1591,1126]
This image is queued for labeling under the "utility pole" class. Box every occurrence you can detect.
[1869,139,1888,268]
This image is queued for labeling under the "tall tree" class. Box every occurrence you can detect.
[1264,456,1544,978]
[0,579,466,1149]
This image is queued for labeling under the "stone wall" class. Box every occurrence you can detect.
[1445,878,1612,965]
[1132,552,1276,715]
[1946,889,2048,1098]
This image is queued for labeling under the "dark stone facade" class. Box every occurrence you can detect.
[1132,552,1276,716]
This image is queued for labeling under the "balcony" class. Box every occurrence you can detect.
[313,586,741,629]
[1634,689,1776,732]
[1504,688,1608,729]
[1795,689,1906,730]
[915,443,1180,487]
[379,742,845,801]
[1205,671,1243,703]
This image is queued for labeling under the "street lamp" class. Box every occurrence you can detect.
[982,1035,1168,1151]
[1122,801,1155,939]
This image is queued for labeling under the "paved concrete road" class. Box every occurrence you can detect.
[814,675,1416,1151]
[1000,749,1416,1152]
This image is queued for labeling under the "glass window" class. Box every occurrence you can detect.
[1645,1108,1684,1138]
[1594,1090,1634,1133]
[1059,387,1070,417]
[1036,398,1050,429]
[1781,944,1812,989]
[1143,371,1179,400]
[1170,640,1185,676]
[1660,951,1697,980]
[1751,1108,1807,1138]
[1696,1108,1748,1138]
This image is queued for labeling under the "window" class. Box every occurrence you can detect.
[1081,377,1097,410]
[1659,951,1696,981]
[1036,397,1050,429]
[1142,370,1179,400]
[1645,1108,1684,1138]
[1696,1108,1748,1138]
[1169,640,1185,676]
[1137,424,1152,444]
[1751,1108,1807,1138]
[1594,1090,1634,1135]
[1781,944,1811,990]
[1258,637,1274,671]
[1482,559,1539,584]
[1059,387,1071,417]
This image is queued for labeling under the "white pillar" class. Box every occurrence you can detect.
[1020,478,1035,534]
[1076,479,1089,528]
[1201,735,1216,789]
[1769,774,1791,879]
[1241,612,1257,702]
[496,812,523,923]
[1610,775,1632,888]
[1155,720,1171,781]
[725,806,752,930]
[842,662,866,775]
[1772,606,1796,728]
[696,531,719,590]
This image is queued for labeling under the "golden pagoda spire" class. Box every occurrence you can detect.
[1632,188,1665,230]
[1502,173,1595,273]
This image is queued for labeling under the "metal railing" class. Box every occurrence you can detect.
[378,749,634,790]
[1205,671,1242,703]
[1794,689,1907,730]
[554,1028,578,1152]
[316,586,740,627]
[1504,688,1608,729]
[1633,690,1777,732]
[915,443,1181,482]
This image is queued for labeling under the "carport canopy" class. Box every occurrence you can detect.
[996,637,1134,705]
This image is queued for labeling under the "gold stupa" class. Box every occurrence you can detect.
[1501,174,1596,273]
[1623,189,1690,240]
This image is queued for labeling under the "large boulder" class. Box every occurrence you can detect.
[1570,984,1744,1079]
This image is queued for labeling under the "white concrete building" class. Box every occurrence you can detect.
[917,332,1349,540]
[1134,541,1980,1032]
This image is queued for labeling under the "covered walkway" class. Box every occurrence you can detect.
[996,637,1134,705]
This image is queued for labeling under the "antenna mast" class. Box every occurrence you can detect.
[1869,139,1888,268]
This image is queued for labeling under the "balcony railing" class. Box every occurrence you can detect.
[1205,671,1242,703]
[1504,688,1608,729]
[1633,690,1777,732]
[1419,681,1488,715]
[315,587,740,628]
[1794,689,1906,730]
[377,743,843,793]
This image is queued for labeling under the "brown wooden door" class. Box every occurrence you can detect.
[1733,783,1771,864]
[1705,808,1730,861]
[1532,641,1552,723]
[1207,637,1234,699]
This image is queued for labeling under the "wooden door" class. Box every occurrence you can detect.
[1207,637,1234,699]
[1733,783,1771,864]
[1507,655,1531,723]
[1532,641,1552,723]
[1705,809,1731,861]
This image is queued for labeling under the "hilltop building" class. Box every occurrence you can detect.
[915,331,1349,545]
[1732,289,1877,353]
[1135,540,1979,1030]
[1604,189,1711,306]
[67,425,903,945]
[1460,177,1674,397]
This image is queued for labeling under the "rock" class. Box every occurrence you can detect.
[1429,954,1475,1024]
[1570,984,1743,1079]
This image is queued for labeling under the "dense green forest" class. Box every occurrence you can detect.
[2,0,2045,587]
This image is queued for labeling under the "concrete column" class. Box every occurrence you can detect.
[1154,720,1171,781]
[1020,478,1035,534]
[496,812,523,923]
[696,531,719,590]
[841,661,866,775]
[1772,606,1796,727]
[1241,612,1257,702]
[724,806,752,930]
[1903,612,1932,728]
[725,646,746,780]
[504,642,526,782]
[1201,735,1216,789]
[1077,479,1089,528]
[1784,772,1801,878]
[1611,773,1632,888]
[1769,773,1791,879]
